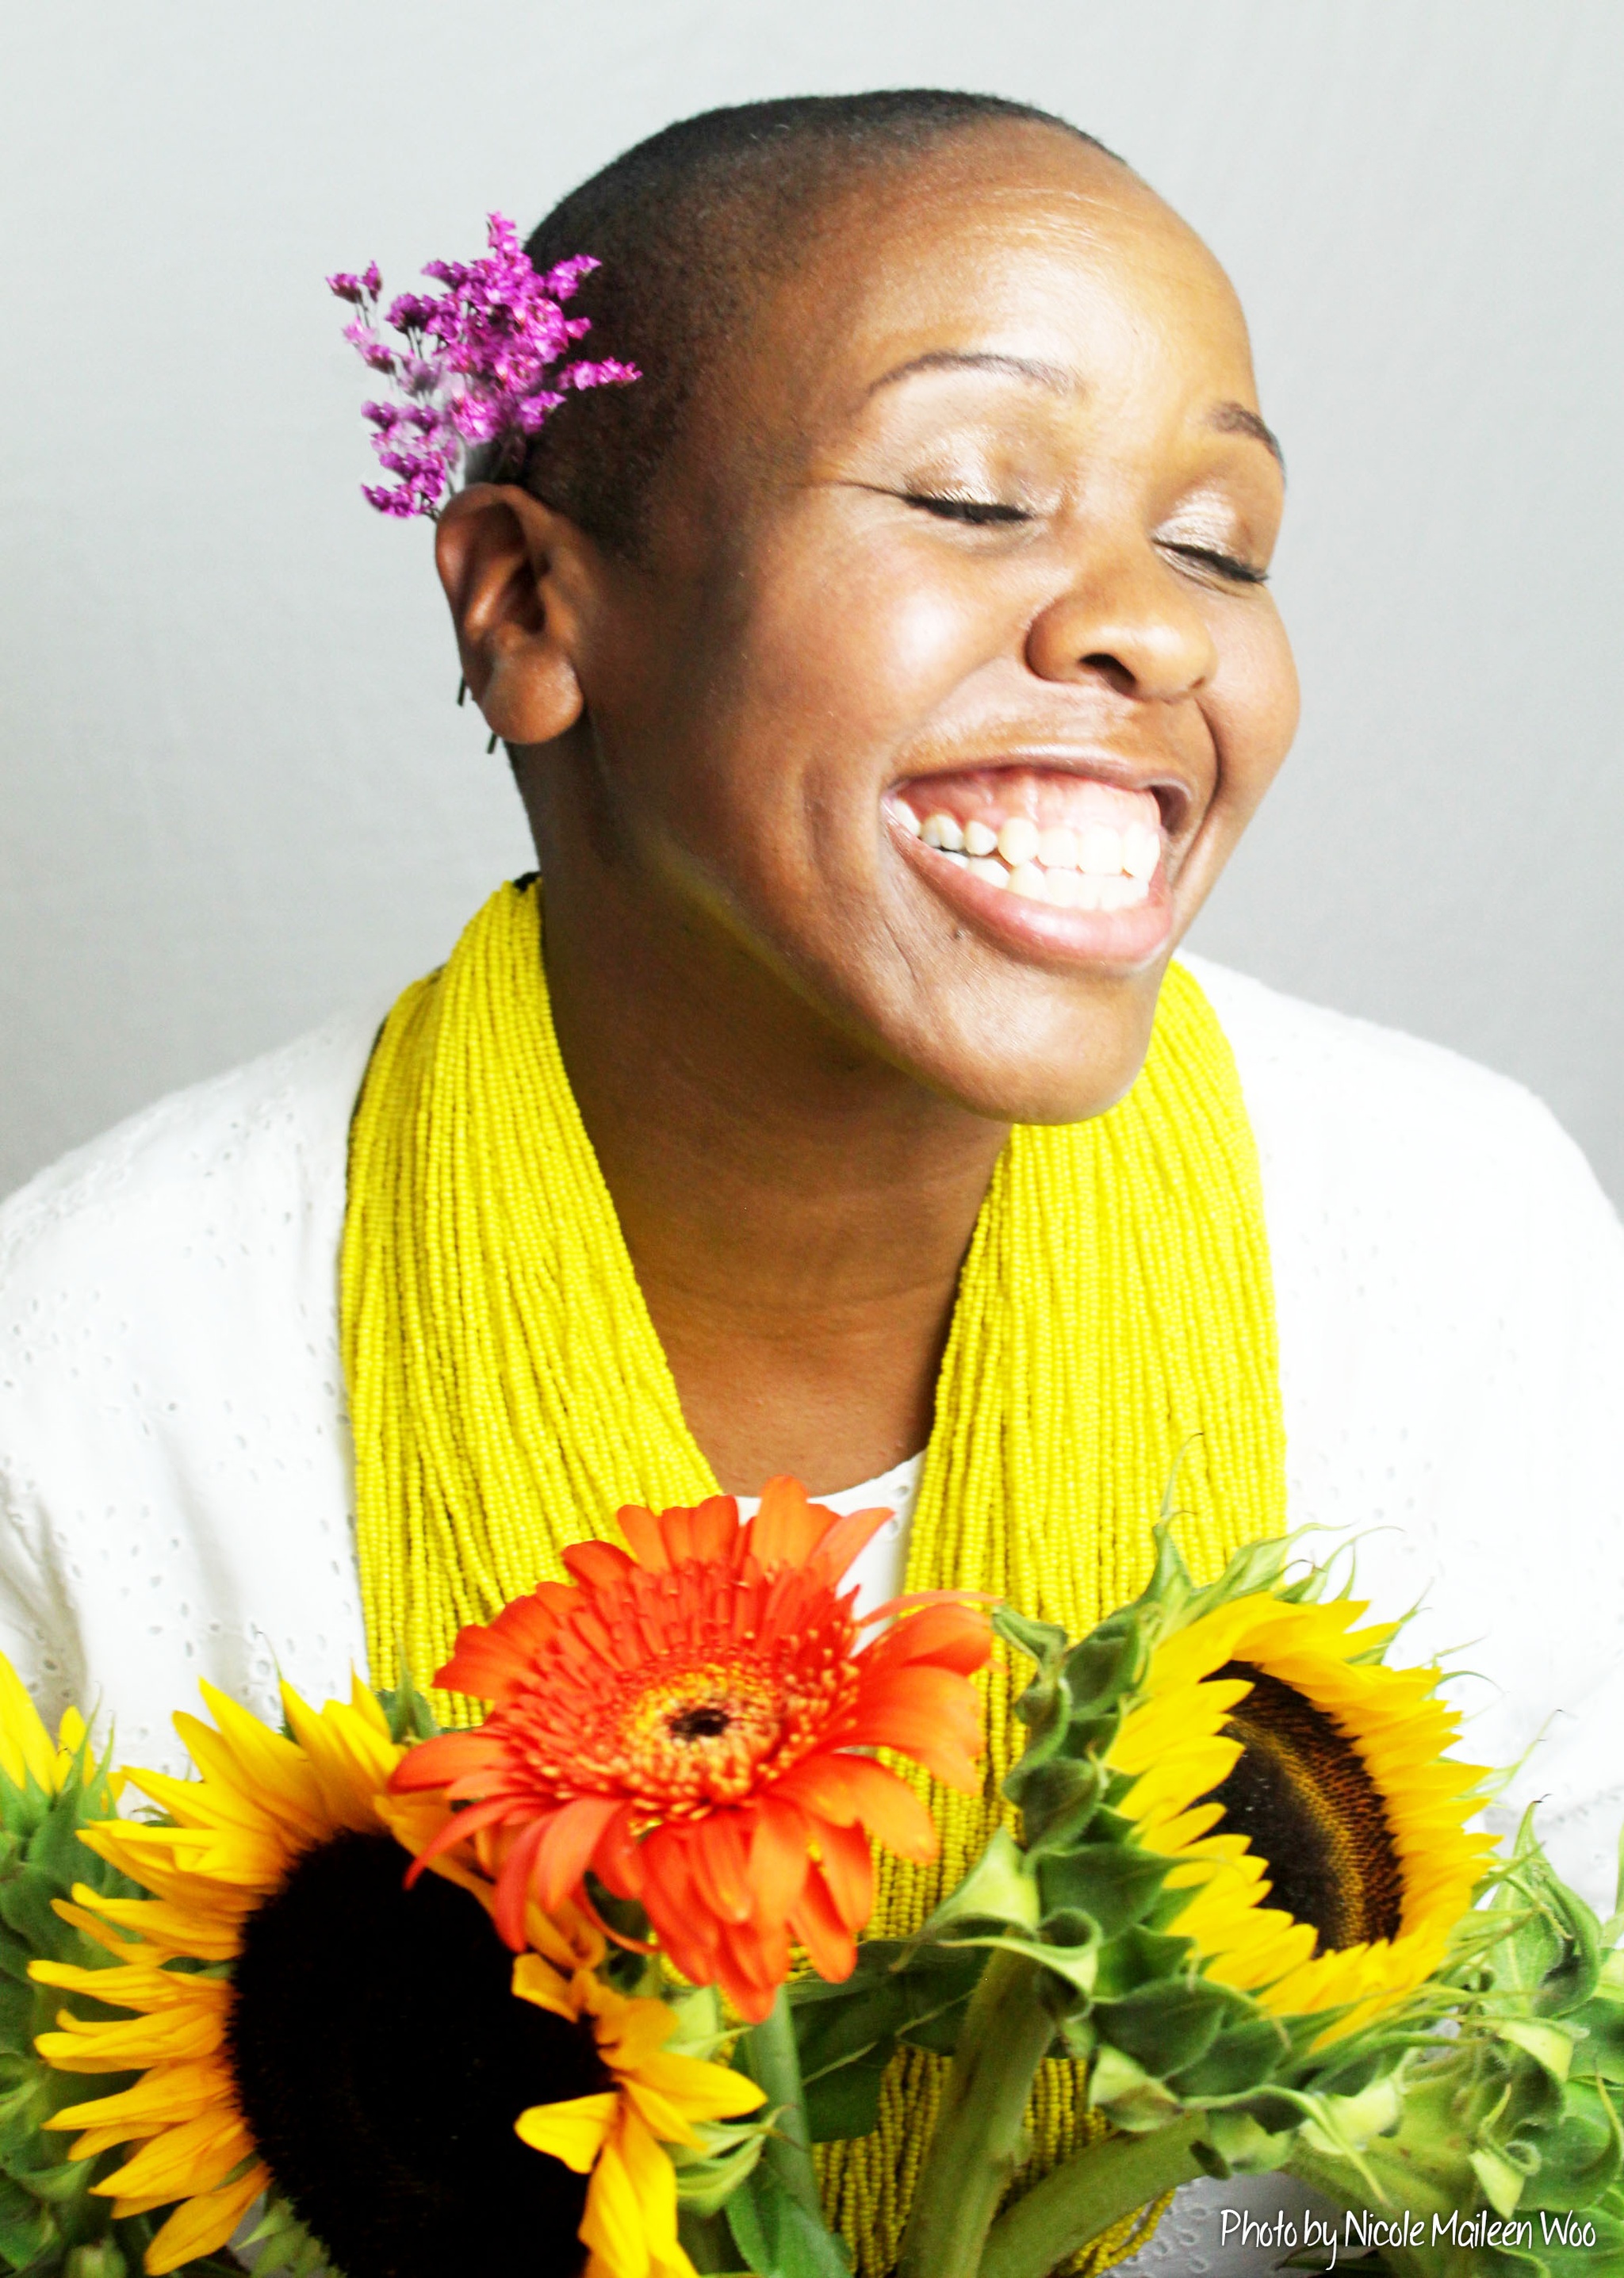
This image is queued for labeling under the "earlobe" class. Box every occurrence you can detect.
[434,484,588,746]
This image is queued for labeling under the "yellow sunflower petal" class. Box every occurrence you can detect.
[143,2161,270,2275]
[54,1705,90,1786]
[68,2120,170,2159]
[279,1686,400,1833]
[618,2049,766,2138]
[516,2089,619,2173]
[38,1997,227,2074]
[46,2058,227,2139]
[194,1681,335,1820]
[1106,1591,1485,2034]
[576,2106,691,2278]
[0,1652,63,1793]
[511,1950,580,2022]
[64,1882,245,1961]
[97,2108,257,2203]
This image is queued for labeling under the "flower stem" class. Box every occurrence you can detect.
[896,1951,1059,2278]
[975,2112,1208,2278]
[739,1985,822,2219]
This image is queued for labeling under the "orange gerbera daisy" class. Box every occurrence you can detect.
[392,1479,990,2020]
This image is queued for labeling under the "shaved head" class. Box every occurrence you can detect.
[504,91,1120,557]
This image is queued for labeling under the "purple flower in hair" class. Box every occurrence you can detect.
[330,212,639,519]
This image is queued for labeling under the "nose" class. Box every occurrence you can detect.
[1025,542,1218,703]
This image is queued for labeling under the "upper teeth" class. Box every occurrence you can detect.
[910,807,1159,904]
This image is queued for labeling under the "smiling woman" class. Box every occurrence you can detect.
[0,88,1621,2278]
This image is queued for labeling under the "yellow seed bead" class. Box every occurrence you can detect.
[341,881,1286,2269]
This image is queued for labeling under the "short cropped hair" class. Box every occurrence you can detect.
[500,91,1114,557]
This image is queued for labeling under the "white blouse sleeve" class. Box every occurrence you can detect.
[0,1011,381,1770]
[1189,956,1624,1914]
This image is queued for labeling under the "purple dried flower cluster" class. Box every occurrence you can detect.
[328,215,639,519]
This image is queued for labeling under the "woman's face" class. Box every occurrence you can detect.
[529,125,1297,1124]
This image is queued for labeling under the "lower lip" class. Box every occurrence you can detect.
[891,822,1175,971]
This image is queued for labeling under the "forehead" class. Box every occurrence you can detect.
[739,127,1257,442]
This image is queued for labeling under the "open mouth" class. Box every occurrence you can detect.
[886,766,1178,964]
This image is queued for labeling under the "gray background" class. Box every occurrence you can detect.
[3,1,1620,1203]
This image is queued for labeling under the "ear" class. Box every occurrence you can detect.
[434,484,596,745]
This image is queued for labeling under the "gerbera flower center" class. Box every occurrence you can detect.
[1210,1664,1405,1953]
[615,1660,787,1805]
[667,1703,734,1742]
[228,1830,609,2278]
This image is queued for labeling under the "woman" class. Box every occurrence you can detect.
[2,94,1620,2274]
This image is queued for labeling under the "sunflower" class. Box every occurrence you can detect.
[393,1478,991,2020]
[30,1676,415,2272]
[509,1906,766,2278]
[1105,1591,1495,2037]
[0,1654,96,1796]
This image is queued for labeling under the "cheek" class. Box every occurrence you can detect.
[734,523,1005,752]
[1206,601,1300,821]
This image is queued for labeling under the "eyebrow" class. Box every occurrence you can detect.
[866,350,1079,398]
[1209,400,1285,471]
[868,353,1287,473]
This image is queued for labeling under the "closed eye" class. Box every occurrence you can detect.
[1163,542,1269,587]
[902,492,1031,526]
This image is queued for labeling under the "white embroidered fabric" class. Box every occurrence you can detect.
[2,956,1622,2277]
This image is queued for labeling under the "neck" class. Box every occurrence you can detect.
[536,855,1009,1498]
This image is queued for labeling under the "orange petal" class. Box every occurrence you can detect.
[682,1495,746,1567]
[434,1592,566,1702]
[813,1820,873,1935]
[746,1478,828,1568]
[615,1504,669,1569]
[842,1668,985,1784]
[534,1794,623,1912]
[749,1797,812,1920]
[561,1541,635,1593]
[400,1791,518,1885]
[689,1813,753,1927]
[779,1754,938,1860]
[494,1816,553,1949]
[806,1503,895,1587]
[592,1804,647,1901]
[790,1866,857,1985]
[713,1920,788,2023]
[860,1600,993,1676]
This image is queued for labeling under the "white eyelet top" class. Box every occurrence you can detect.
[2,952,1620,1926]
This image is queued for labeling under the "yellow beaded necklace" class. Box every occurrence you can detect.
[340,877,1285,2276]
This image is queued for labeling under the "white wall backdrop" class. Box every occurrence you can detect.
[3,1,1620,1203]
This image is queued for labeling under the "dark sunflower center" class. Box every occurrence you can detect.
[1209,1664,1404,1953]
[668,1702,733,1742]
[227,1830,610,2278]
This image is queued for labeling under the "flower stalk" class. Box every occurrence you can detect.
[739,1984,822,2219]
[895,1951,1059,2278]
[977,2114,1208,2278]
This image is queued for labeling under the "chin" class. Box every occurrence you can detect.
[898,990,1162,1128]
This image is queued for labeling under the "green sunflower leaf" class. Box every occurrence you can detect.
[994,1609,1068,1687]
[1166,2014,1291,2100]
[790,1939,983,2140]
[0,1876,71,1970]
[908,1829,1039,1941]
[1035,1844,1170,1943]
[1090,1924,1194,1999]
[1060,1621,1145,1721]
[374,1664,440,1746]
[1003,1756,1105,1852]
[1567,1989,1624,2084]
[726,2159,852,2278]
[0,2175,57,2265]
[1091,1981,1236,2079]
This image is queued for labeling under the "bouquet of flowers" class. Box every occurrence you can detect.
[2,1483,1619,2278]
